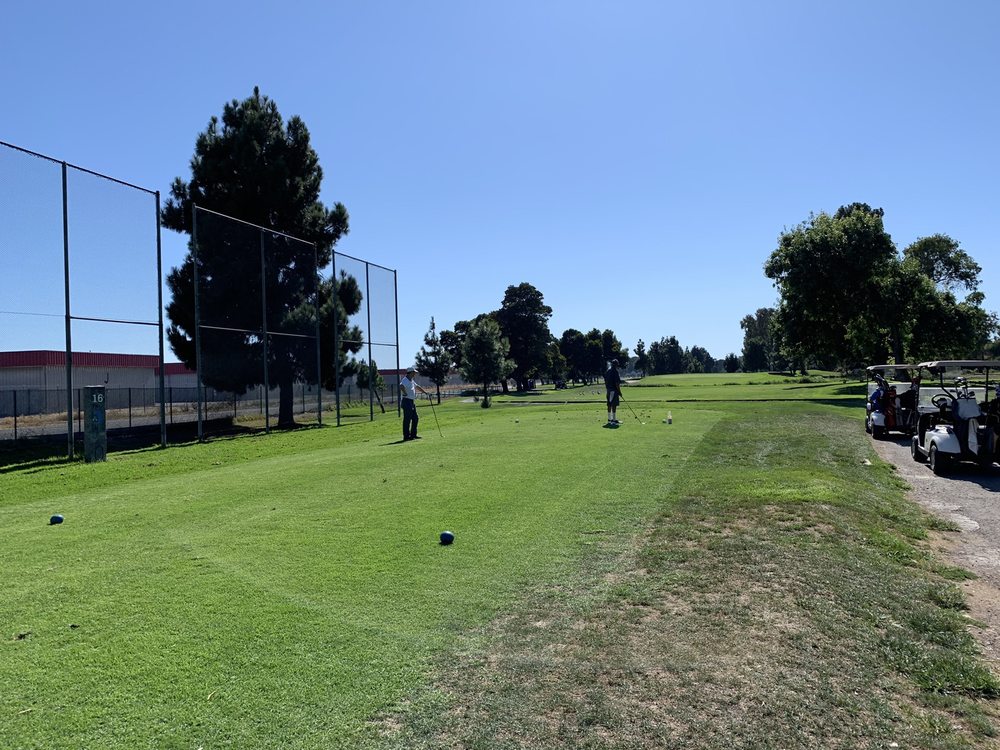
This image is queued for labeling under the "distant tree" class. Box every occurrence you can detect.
[495,283,553,392]
[460,318,513,407]
[440,321,469,371]
[355,359,386,413]
[583,330,606,381]
[544,339,567,383]
[559,329,588,383]
[601,329,629,366]
[415,316,450,404]
[650,336,685,374]
[162,87,355,427]
[687,345,714,373]
[740,308,775,372]
[723,353,741,373]
[634,339,649,377]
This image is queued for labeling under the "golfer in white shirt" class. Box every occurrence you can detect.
[399,367,428,441]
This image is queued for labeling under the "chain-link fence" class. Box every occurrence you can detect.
[191,207,322,437]
[190,206,399,437]
[0,140,165,454]
[0,141,398,454]
[330,251,400,424]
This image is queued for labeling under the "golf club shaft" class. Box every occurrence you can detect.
[425,392,444,437]
[618,390,641,422]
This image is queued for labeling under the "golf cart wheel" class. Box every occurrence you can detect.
[929,444,949,476]
[911,437,926,463]
[865,416,872,434]
[872,425,885,440]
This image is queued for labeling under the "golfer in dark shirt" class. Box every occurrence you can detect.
[604,359,622,425]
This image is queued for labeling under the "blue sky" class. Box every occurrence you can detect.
[2,1,998,365]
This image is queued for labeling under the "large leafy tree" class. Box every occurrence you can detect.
[764,203,896,370]
[495,283,553,392]
[904,234,981,293]
[766,204,996,367]
[460,318,513,406]
[162,87,357,427]
[415,317,450,403]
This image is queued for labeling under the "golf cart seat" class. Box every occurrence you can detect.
[955,398,982,420]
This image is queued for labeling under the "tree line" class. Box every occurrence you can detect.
[411,282,732,405]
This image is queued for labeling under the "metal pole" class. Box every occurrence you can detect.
[366,263,374,422]
[62,162,73,458]
[333,252,341,426]
[314,242,322,426]
[394,268,401,416]
[155,191,166,447]
[192,204,204,441]
[260,230,270,433]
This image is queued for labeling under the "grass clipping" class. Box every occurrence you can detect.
[370,412,1000,750]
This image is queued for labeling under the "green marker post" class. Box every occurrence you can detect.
[84,385,107,462]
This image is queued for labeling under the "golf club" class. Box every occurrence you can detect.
[618,391,645,424]
[425,391,444,437]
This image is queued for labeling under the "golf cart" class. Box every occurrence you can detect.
[865,364,920,439]
[910,360,1000,475]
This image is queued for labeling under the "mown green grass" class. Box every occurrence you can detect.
[375,402,1000,749]
[3,377,997,749]
[522,371,864,404]
[1,398,719,749]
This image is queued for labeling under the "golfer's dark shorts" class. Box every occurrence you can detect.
[607,390,620,407]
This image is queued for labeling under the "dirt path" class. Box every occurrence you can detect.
[871,436,1000,666]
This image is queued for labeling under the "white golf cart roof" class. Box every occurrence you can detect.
[866,364,918,372]
[918,360,1000,371]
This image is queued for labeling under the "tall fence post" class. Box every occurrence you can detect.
[62,161,74,459]
[366,263,374,422]
[192,204,204,441]
[333,251,341,427]
[314,242,322,426]
[156,191,166,448]
[394,268,401,417]
[260,230,270,433]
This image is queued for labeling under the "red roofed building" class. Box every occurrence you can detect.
[0,351,195,389]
